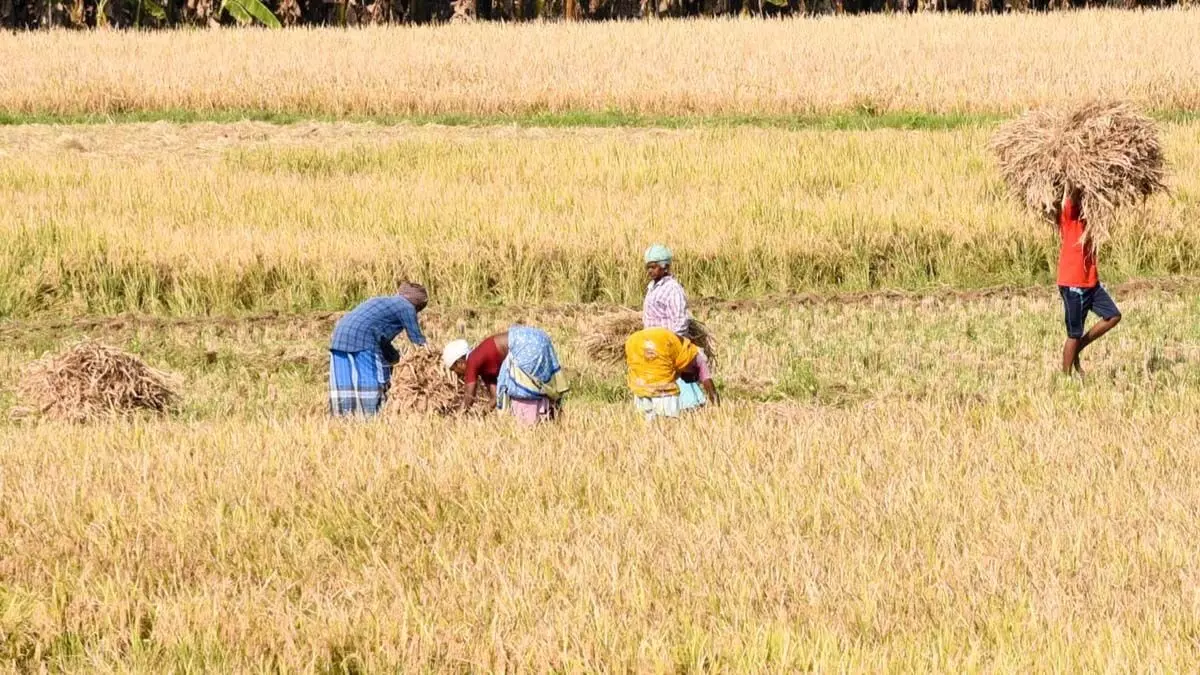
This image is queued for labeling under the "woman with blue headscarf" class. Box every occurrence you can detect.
[641,244,718,410]
[443,324,569,425]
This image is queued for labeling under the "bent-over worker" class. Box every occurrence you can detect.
[625,327,718,421]
[328,282,428,417]
[443,325,568,425]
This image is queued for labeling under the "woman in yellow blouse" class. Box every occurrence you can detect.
[624,327,719,420]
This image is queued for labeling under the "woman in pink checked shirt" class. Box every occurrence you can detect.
[642,244,716,410]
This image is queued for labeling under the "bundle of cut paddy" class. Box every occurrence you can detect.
[15,341,179,422]
[990,100,1167,243]
[581,309,718,366]
[387,346,489,416]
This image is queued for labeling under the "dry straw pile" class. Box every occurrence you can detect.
[387,346,490,416]
[582,310,717,365]
[15,341,179,422]
[990,100,1167,242]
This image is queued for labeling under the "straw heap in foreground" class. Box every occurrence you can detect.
[15,341,179,423]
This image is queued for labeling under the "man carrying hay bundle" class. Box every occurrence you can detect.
[991,101,1166,377]
[642,244,716,410]
[328,282,429,417]
[442,325,569,425]
[1056,183,1122,377]
[625,326,718,421]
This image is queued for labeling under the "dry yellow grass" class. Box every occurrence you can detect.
[4,11,1200,117]
[4,14,1200,666]
[2,290,1200,670]
[2,121,1199,315]
[4,403,1199,671]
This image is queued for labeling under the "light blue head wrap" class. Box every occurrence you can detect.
[643,244,673,265]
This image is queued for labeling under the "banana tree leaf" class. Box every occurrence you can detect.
[142,0,167,20]
[222,0,282,26]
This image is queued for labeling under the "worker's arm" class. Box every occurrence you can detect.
[1054,182,1076,225]
[397,300,427,347]
[693,351,717,406]
[459,379,478,413]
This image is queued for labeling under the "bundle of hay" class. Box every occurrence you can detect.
[15,341,179,423]
[387,346,489,416]
[581,309,718,366]
[990,100,1167,243]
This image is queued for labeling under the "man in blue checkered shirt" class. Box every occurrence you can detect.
[328,282,428,417]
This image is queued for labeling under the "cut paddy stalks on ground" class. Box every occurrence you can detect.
[990,99,1168,244]
[386,346,489,417]
[581,309,718,366]
[13,340,179,423]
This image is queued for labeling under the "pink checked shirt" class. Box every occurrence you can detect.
[643,276,689,336]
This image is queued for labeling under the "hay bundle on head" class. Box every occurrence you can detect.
[15,341,179,423]
[990,100,1167,243]
[581,309,718,366]
[386,346,490,417]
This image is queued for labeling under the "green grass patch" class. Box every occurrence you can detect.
[0,108,1013,131]
[3,107,1198,130]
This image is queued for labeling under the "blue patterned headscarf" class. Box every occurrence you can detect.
[643,244,673,265]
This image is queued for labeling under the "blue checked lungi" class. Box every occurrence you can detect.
[497,326,562,404]
[328,349,391,417]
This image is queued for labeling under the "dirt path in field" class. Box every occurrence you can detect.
[1,276,1195,338]
[0,121,695,163]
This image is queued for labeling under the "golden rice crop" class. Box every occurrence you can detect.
[3,11,1200,117]
[2,283,1199,670]
[2,121,1200,317]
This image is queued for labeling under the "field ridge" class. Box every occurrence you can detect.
[3,109,1200,131]
[2,275,1195,337]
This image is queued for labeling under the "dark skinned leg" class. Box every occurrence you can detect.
[1066,314,1122,377]
[1079,314,1122,352]
[1084,312,1118,348]
[1062,337,1083,376]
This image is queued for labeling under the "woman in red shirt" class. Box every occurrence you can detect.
[442,332,509,412]
[1057,184,1122,377]
[442,326,568,424]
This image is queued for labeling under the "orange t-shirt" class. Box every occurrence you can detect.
[1057,198,1098,288]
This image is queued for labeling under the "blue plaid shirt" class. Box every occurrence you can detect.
[330,296,426,362]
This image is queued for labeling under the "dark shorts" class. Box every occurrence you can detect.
[1058,285,1121,339]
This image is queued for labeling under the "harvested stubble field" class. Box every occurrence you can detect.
[4,291,1200,670]
[3,11,1200,118]
[2,121,1200,316]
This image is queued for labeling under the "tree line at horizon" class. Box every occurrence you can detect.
[0,0,1192,34]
